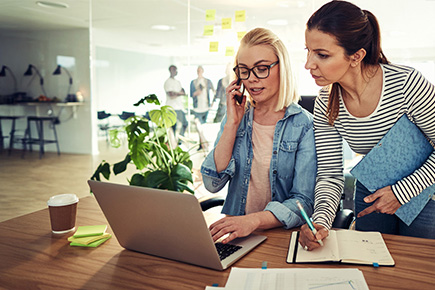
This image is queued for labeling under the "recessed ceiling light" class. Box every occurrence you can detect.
[36,1,69,9]
[151,25,176,31]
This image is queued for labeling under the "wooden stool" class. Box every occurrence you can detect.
[23,116,60,158]
[0,116,21,155]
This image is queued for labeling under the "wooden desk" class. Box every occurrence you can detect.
[1,196,434,289]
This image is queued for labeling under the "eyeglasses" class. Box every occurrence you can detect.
[233,61,279,80]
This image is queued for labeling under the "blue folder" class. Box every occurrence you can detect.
[350,114,435,225]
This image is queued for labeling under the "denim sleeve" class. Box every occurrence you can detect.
[201,150,236,193]
[265,121,317,229]
[200,116,236,193]
[190,80,195,98]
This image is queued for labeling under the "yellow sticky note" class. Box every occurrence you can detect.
[203,25,214,36]
[237,31,247,41]
[73,225,107,238]
[209,41,219,52]
[222,18,232,29]
[225,46,234,56]
[235,10,246,22]
[205,9,216,21]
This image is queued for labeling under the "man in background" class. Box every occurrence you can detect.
[190,65,214,124]
[164,65,188,138]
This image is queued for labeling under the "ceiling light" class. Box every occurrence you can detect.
[36,1,69,9]
[151,25,175,31]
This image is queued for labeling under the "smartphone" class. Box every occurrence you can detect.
[235,77,244,104]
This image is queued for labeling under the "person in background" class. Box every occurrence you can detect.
[201,28,317,244]
[213,63,232,123]
[190,66,215,124]
[299,0,435,251]
[164,65,188,138]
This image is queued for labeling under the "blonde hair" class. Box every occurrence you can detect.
[235,27,299,111]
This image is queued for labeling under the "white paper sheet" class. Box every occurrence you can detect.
[217,268,369,290]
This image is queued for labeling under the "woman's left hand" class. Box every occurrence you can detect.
[357,186,401,217]
[209,215,260,244]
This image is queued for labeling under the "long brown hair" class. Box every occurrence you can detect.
[307,0,389,125]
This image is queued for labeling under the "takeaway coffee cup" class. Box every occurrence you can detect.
[47,194,79,234]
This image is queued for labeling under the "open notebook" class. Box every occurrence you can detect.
[287,229,395,266]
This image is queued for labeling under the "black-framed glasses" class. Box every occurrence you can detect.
[233,61,279,80]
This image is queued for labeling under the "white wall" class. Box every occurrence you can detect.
[94,47,171,115]
[0,29,92,154]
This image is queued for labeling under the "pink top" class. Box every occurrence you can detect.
[245,120,275,214]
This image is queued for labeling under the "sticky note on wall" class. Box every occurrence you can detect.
[222,18,232,29]
[235,10,246,22]
[225,47,234,56]
[209,42,219,52]
[206,9,216,21]
[203,25,214,36]
[237,31,247,41]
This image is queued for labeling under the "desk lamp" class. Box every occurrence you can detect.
[24,64,47,97]
[53,65,74,101]
[0,65,18,93]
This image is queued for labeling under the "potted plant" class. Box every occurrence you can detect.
[91,94,195,193]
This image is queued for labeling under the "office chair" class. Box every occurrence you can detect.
[118,111,135,121]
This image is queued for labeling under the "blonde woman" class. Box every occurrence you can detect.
[201,28,317,244]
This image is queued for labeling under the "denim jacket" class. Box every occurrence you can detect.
[201,103,317,229]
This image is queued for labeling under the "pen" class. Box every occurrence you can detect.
[296,200,323,246]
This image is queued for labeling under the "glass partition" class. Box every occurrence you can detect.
[90,0,435,156]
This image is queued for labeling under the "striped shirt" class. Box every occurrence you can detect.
[312,63,435,229]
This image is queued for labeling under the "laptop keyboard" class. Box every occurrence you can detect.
[215,242,242,260]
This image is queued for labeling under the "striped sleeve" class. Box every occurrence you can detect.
[392,68,435,204]
[311,90,344,229]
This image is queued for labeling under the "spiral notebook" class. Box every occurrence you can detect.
[350,114,435,225]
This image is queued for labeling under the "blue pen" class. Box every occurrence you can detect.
[296,200,323,246]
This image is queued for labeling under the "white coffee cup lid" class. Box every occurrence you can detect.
[47,193,79,207]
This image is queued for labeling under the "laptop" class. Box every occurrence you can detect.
[88,180,267,271]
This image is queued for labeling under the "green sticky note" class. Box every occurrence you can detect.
[73,225,107,238]
[68,233,111,245]
[70,234,111,248]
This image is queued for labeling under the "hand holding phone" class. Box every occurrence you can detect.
[234,78,244,104]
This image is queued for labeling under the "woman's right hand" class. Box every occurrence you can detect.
[298,223,329,251]
[225,79,246,126]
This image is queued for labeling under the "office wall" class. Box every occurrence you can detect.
[94,47,171,115]
[0,29,92,154]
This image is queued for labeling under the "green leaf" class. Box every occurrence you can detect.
[129,173,148,187]
[144,163,194,193]
[134,94,161,107]
[171,163,194,183]
[109,128,123,148]
[149,106,177,128]
[113,154,131,175]
[90,161,111,181]
[145,170,171,188]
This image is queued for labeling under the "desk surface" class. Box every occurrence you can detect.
[1,196,434,290]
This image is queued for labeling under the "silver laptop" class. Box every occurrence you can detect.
[88,180,267,271]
